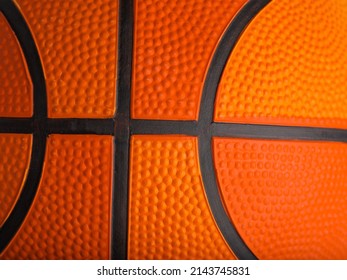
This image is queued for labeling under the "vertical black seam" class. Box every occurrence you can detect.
[111,0,133,260]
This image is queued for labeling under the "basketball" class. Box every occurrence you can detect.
[0,0,347,260]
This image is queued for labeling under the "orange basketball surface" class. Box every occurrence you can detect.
[214,138,347,259]
[1,135,112,259]
[128,136,235,259]
[131,0,247,120]
[1,0,347,260]
[0,13,32,117]
[0,134,31,227]
[15,0,118,118]
[215,0,347,128]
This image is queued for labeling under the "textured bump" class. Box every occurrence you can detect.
[132,0,247,120]
[0,135,113,259]
[213,138,347,259]
[128,135,235,259]
[0,134,32,227]
[0,12,32,117]
[214,0,347,129]
[15,0,118,118]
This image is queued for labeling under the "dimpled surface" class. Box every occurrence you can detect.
[0,135,112,259]
[0,13,32,117]
[132,0,247,120]
[215,0,347,129]
[15,0,117,118]
[213,138,347,259]
[0,134,32,227]
[128,136,235,259]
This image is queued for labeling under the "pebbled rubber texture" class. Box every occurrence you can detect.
[214,0,347,129]
[0,12,32,117]
[128,136,236,259]
[0,134,32,227]
[14,0,118,118]
[213,138,347,259]
[0,135,113,259]
[132,0,247,120]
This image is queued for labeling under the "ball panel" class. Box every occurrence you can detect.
[0,134,32,227]
[0,12,32,117]
[0,135,113,259]
[128,135,236,259]
[131,0,247,120]
[214,0,347,129]
[213,138,347,259]
[14,0,118,118]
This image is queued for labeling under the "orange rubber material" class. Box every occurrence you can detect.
[213,138,347,259]
[132,0,247,120]
[214,0,347,129]
[0,134,32,227]
[14,0,118,118]
[0,135,113,259]
[128,135,236,259]
[0,12,32,117]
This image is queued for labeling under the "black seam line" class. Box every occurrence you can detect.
[130,120,198,135]
[0,0,47,253]
[46,118,114,135]
[212,123,347,142]
[197,0,271,260]
[111,0,133,260]
[0,118,33,133]
[4,115,347,143]
[0,118,114,135]
[3,115,347,143]
[0,118,115,135]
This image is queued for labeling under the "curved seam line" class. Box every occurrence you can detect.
[197,0,272,260]
[0,0,47,254]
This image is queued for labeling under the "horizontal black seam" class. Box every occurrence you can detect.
[45,118,115,135]
[0,118,33,133]
[3,118,347,142]
[130,120,198,135]
[211,122,347,142]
